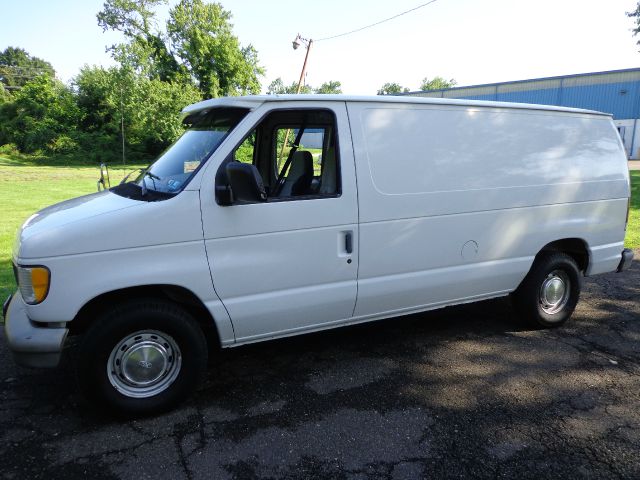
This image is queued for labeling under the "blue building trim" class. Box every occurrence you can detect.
[405,68,640,120]
[405,67,640,97]
[416,81,639,119]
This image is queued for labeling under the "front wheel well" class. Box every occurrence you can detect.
[537,238,590,273]
[68,285,221,351]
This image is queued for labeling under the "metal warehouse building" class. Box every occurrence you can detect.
[407,68,640,159]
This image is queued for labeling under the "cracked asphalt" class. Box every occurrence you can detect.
[1,251,639,479]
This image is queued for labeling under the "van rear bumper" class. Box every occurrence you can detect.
[617,248,634,272]
[3,292,68,368]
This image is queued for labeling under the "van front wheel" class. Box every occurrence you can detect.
[76,299,207,416]
[511,253,582,328]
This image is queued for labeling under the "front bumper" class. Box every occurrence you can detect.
[617,248,634,273]
[3,292,68,368]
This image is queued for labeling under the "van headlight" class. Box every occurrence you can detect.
[15,265,50,305]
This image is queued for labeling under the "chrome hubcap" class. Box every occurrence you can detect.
[107,330,182,398]
[539,270,570,315]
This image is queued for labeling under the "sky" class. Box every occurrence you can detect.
[1,0,639,95]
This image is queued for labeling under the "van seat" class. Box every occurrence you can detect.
[280,151,313,196]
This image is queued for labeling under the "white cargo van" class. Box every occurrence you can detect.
[3,95,634,414]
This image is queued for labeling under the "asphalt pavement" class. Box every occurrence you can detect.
[1,251,639,479]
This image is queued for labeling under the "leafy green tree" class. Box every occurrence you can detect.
[74,65,201,160]
[266,77,287,94]
[0,47,55,89]
[0,74,79,153]
[315,81,342,94]
[167,0,263,98]
[97,0,163,38]
[99,0,264,99]
[132,75,202,153]
[628,3,640,47]
[74,66,122,137]
[267,77,312,94]
[267,78,341,95]
[377,82,409,95]
[420,76,457,91]
[98,0,186,82]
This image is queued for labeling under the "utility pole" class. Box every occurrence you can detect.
[120,85,125,167]
[293,36,313,93]
[278,34,313,166]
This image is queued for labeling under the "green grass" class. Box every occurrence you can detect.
[0,159,638,305]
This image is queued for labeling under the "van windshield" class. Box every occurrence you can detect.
[113,107,249,200]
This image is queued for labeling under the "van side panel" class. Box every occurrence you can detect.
[347,103,629,317]
[352,200,626,317]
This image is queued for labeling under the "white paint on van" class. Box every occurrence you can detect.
[8,95,632,350]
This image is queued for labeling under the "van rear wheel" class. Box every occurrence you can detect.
[76,299,207,416]
[511,252,582,328]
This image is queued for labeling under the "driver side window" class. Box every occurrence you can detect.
[230,109,340,201]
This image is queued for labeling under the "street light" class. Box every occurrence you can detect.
[292,34,313,94]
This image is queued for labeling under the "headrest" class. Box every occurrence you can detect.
[290,150,313,175]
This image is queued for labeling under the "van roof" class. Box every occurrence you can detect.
[181,94,610,117]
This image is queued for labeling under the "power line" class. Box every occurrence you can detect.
[315,0,439,42]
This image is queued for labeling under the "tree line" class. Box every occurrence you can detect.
[0,0,457,164]
[0,0,264,163]
[377,77,457,96]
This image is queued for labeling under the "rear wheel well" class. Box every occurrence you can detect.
[537,238,589,273]
[68,285,221,351]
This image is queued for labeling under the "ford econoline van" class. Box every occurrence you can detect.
[3,95,634,414]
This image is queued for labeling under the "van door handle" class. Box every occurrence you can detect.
[345,231,353,254]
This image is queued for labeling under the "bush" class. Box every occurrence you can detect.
[0,75,80,154]
[47,134,78,154]
[72,131,122,164]
[0,143,19,155]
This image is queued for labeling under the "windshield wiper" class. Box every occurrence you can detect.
[120,168,144,185]
[140,171,161,196]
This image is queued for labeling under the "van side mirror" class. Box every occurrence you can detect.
[221,162,267,205]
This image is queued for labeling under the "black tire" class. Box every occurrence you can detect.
[76,298,207,416]
[511,252,582,328]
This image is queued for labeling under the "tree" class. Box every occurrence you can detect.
[99,0,186,82]
[315,81,342,94]
[266,78,289,94]
[628,3,640,47]
[97,0,163,38]
[98,0,264,99]
[377,82,409,95]
[0,47,55,89]
[167,0,263,98]
[0,74,79,153]
[98,0,188,82]
[267,78,342,95]
[74,65,201,160]
[420,76,456,91]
